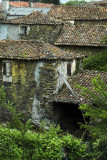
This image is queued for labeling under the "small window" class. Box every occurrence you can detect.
[20,26,28,35]
[67,63,71,76]
[2,61,12,82]
[3,62,11,77]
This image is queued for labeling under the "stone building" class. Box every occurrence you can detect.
[1,0,53,20]
[0,40,85,132]
[0,3,107,135]
[0,10,106,56]
[52,70,107,134]
[0,11,62,44]
[55,24,107,56]
[48,5,107,25]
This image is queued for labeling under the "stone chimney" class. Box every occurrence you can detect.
[29,0,33,7]
[2,0,9,11]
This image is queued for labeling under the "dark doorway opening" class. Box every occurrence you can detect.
[53,102,84,137]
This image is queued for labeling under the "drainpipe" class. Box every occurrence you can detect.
[2,0,9,11]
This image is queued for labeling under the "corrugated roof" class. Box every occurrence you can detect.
[7,7,50,16]
[48,5,107,20]
[55,25,107,47]
[0,40,85,60]
[5,11,61,25]
[53,70,107,104]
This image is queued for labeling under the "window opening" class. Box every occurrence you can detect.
[67,63,71,76]
[2,61,12,82]
[20,26,28,35]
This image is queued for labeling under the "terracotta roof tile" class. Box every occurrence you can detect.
[48,5,107,20]
[9,2,53,8]
[55,25,107,47]
[33,3,54,8]
[0,40,85,60]
[9,1,29,7]
[53,70,107,104]
[94,0,107,6]
[5,11,61,25]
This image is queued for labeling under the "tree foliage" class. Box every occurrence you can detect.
[83,50,107,71]
[0,124,86,160]
[79,76,107,139]
[41,0,60,5]
[0,85,86,159]
[65,0,87,6]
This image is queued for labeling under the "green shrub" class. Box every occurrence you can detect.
[92,136,107,160]
[83,50,107,71]
[0,124,86,160]
[0,125,22,160]
[0,86,86,159]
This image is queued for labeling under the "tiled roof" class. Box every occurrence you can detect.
[94,0,107,6]
[55,25,107,47]
[5,11,61,25]
[9,2,53,8]
[7,7,51,16]
[33,3,54,8]
[9,1,29,7]
[48,5,107,20]
[0,40,85,60]
[53,70,107,104]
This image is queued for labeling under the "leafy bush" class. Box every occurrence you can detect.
[0,124,87,160]
[79,76,107,139]
[83,50,107,71]
[0,125,22,160]
[91,136,107,160]
[65,0,87,6]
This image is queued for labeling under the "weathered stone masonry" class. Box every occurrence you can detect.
[20,24,62,45]
[0,58,82,125]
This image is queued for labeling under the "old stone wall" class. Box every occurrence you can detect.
[7,24,20,40]
[74,20,107,25]
[0,58,81,125]
[0,24,8,40]
[0,60,36,121]
[20,24,62,45]
[58,46,106,56]
[32,59,81,127]
[0,24,62,44]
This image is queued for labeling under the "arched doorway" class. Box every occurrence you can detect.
[53,102,84,137]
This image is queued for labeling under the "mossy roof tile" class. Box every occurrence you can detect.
[55,25,107,47]
[0,40,85,60]
[48,5,107,20]
[53,70,107,104]
[4,11,61,25]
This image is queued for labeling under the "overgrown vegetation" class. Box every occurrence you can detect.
[0,86,86,160]
[83,50,107,71]
[79,76,107,160]
[0,75,107,160]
